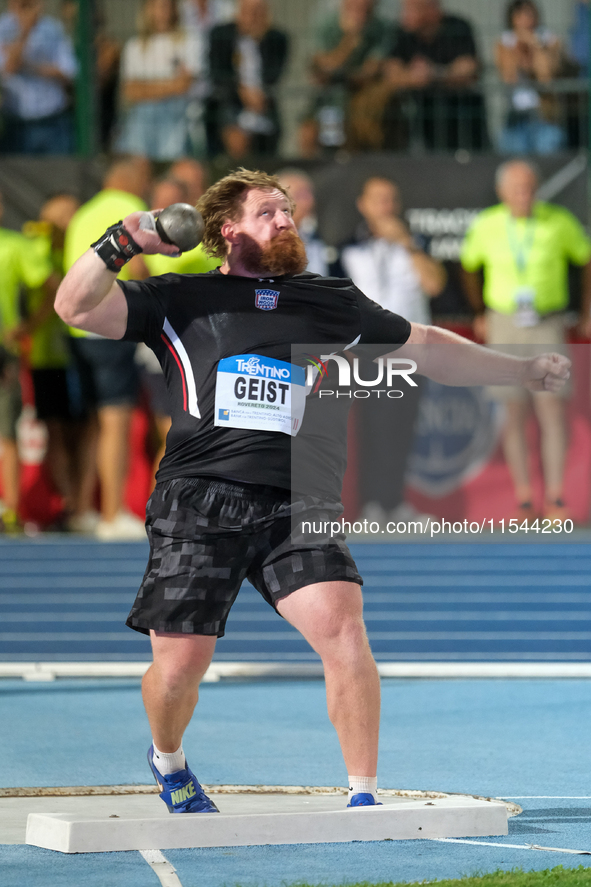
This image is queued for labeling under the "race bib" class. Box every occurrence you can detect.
[214,354,306,436]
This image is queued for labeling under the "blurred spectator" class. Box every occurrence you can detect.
[0,0,77,154]
[338,176,445,525]
[138,175,220,490]
[341,177,445,321]
[182,0,234,36]
[60,0,76,31]
[64,157,152,540]
[495,0,565,155]
[0,189,55,532]
[116,0,202,161]
[276,168,334,275]
[207,0,288,160]
[180,1,235,152]
[564,0,589,149]
[461,160,591,522]
[169,156,207,203]
[150,175,189,212]
[23,193,79,524]
[569,0,589,76]
[144,175,220,275]
[383,0,487,151]
[180,0,234,88]
[299,0,390,156]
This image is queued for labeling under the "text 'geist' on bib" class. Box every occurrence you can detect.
[214,354,307,437]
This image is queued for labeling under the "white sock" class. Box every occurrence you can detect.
[348,775,378,802]
[152,743,186,776]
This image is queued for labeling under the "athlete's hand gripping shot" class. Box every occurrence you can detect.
[55,168,570,816]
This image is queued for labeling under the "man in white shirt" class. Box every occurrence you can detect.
[340,176,446,524]
[207,0,288,159]
[341,176,445,322]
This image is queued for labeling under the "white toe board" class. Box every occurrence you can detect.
[25,794,508,853]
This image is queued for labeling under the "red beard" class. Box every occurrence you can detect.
[239,229,308,276]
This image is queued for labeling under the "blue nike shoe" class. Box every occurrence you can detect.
[147,745,219,813]
[347,792,383,807]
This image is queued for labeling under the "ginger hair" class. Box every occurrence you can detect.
[196,168,295,259]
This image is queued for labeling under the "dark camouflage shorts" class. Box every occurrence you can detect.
[126,476,362,637]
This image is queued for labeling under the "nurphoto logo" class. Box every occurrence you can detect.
[305,354,418,399]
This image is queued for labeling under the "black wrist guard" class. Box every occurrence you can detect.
[91,221,142,272]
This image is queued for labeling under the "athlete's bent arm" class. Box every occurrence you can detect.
[394,322,570,393]
[55,210,180,339]
[55,250,128,339]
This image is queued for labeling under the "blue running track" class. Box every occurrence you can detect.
[2,677,591,886]
[0,539,590,662]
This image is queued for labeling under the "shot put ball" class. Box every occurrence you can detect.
[155,203,204,252]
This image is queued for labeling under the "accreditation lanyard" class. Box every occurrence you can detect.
[506,215,536,281]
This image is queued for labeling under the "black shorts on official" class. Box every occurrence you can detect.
[68,337,139,412]
[31,368,72,421]
[126,477,363,637]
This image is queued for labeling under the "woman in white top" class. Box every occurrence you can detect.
[117,0,202,160]
[495,0,565,155]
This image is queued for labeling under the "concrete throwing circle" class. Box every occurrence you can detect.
[0,783,522,817]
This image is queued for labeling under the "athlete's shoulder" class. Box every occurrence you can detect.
[140,270,221,288]
[290,271,357,290]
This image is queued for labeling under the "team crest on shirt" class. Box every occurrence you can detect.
[255,289,279,310]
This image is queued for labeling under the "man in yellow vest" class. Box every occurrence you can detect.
[64,156,152,539]
[461,159,591,522]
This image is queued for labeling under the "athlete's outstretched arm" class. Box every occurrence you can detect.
[55,211,180,339]
[394,322,570,393]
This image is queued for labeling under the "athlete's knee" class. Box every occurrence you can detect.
[147,658,206,699]
[316,612,371,660]
[150,633,216,686]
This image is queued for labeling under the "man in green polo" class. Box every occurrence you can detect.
[461,159,591,523]
[64,156,152,539]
